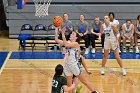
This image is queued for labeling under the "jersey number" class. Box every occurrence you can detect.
[52,80,58,88]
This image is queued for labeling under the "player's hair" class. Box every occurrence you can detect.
[68,31,81,43]
[137,15,140,20]
[126,19,131,22]
[108,12,115,18]
[54,64,63,77]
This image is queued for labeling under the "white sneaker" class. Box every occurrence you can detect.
[123,47,126,52]
[91,48,95,53]
[121,68,126,76]
[109,49,110,53]
[135,47,139,53]
[85,48,89,54]
[102,48,104,53]
[100,67,105,75]
[129,47,133,52]
[119,49,121,53]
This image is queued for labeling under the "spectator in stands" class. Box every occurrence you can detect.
[108,12,121,53]
[76,14,90,54]
[122,19,134,52]
[59,13,73,40]
[90,16,105,53]
[134,15,140,53]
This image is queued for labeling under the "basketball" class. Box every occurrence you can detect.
[53,16,63,27]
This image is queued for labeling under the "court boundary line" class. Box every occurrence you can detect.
[0,51,12,75]
[9,59,140,60]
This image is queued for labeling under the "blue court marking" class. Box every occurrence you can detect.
[10,52,140,59]
[10,52,64,59]
[0,52,8,69]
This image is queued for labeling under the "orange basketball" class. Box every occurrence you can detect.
[53,16,63,27]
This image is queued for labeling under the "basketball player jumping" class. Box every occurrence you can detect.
[99,15,126,76]
[55,27,99,93]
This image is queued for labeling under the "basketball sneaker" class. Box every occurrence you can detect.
[121,68,126,76]
[123,47,126,52]
[91,48,95,53]
[85,48,89,54]
[76,84,83,93]
[129,46,133,52]
[100,67,105,75]
[92,91,99,93]
[135,47,139,53]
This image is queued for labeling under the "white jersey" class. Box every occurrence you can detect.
[122,23,133,33]
[102,22,116,40]
[65,48,78,64]
[113,19,119,26]
[64,47,81,76]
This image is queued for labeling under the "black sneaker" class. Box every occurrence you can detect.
[92,91,99,93]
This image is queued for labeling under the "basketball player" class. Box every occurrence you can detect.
[99,15,126,76]
[55,27,98,93]
[51,64,75,93]
[122,19,134,52]
[108,12,121,53]
[134,15,140,53]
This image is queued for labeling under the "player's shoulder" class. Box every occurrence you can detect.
[113,19,119,24]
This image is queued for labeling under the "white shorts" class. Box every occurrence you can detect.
[104,38,119,50]
[64,62,82,76]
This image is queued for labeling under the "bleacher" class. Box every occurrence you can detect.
[2,0,140,50]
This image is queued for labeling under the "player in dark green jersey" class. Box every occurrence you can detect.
[51,64,75,93]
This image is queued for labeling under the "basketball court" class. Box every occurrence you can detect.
[0,0,140,93]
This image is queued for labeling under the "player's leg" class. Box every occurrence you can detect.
[64,64,74,93]
[77,73,98,93]
[66,76,73,93]
[111,39,126,76]
[113,49,126,76]
[73,77,82,93]
[100,40,110,75]
[71,63,98,93]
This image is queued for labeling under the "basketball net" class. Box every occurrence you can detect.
[33,0,52,17]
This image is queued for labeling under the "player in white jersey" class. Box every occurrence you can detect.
[108,12,121,53]
[134,15,140,53]
[122,19,134,52]
[55,27,98,93]
[99,15,126,76]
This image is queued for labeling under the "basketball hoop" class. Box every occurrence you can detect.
[33,0,52,17]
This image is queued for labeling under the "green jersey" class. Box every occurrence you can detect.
[51,75,67,93]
